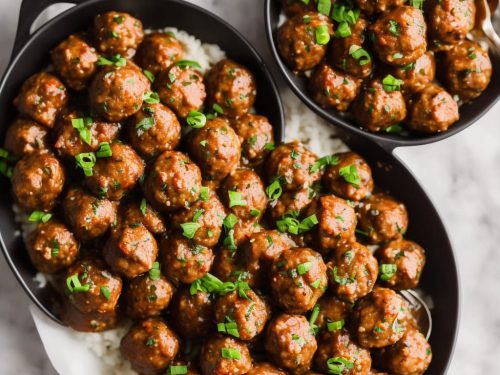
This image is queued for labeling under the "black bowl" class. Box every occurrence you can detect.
[265,0,500,150]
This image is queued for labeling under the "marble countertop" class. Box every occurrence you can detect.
[1,0,499,374]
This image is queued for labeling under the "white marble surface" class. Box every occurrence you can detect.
[0,0,499,374]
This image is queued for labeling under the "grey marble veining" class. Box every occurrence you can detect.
[0,0,499,374]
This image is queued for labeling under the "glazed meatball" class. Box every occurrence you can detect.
[264,314,317,373]
[327,242,378,302]
[441,40,492,102]
[271,247,327,313]
[156,65,206,118]
[93,11,143,57]
[314,330,372,374]
[160,235,214,285]
[50,34,99,90]
[124,272,173,319]
[205,59,256,119]
[212,246,258,287]
[352,79,407,132]
[277,12,333,72]
[85,142,144,201]
[143,150,202,212]
[62,187,117,241]
[187,118,241,182]
[231,114,274,167]
[375,239,425,290]
[53,111,120,158]
[388,52,436,95]
[309,64,362,111]
[135,32,184,74]
[89,61,150,122]
[119,200,167,235]
[267,141,321,191]
[323,152,373,201]
[408,83,459,133]
[12,151,65,211]
[370,6,427,66]
[314,295,351,332]
[170,188,225,248]
[126,102,181,158]
[27,220,78,273]
[268,186,316,220]
[3,118,48,158]
[199,335,252,375]
[358,193,409,244]
[305,195,357,253]
[104,224,158,278]
[14,72,67,128]
[248,362,286,375]
[329,17,373,78]
[61,259,121,332]
[356,0,405,16]
[169,287,214,338]
[121,318,179,375]
[427,0,475,45]
[353,287,409,348]
[378,328,432,375]
[220,169,267,221]
[215,289,270,341]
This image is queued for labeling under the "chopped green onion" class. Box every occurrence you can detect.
[149,261,161,280]
[401,62,415,71]
[382,74,403,92]
[332,4,360,25]
[97,54,126,67]
[264,142,275,151]
[297,262,312,275]
[339,164,361,187]
[213,103,224,115]
[408,0,423,9]
[228,191,247,208]
[186,111,206,128]
[136,116,155,134]
[143,91,160,104]
[199,186,209,202]
[66,273,90,293]
[140,198,147,215]
[309,304,320,334]
[317,0,332,16]
[96,142,112,158]
[75,152,96,177]
[380,263,397,281]
[221,347,241,360]
[277,213,318,235]
[167,365,188,375]
[332,266,354,285]
[250,209,260,217]
[217,316,240,338]
[393,52,403,59]
[388,19,400,36]
[266,179,282,201]
[223,213,238,230]
[143,69,155,83]
[327,320,345,331]
[315,25,331,45]
[310,155,339,173]
[181,222,200,239]
[349,45,371,66]
[175,60,202,69]
[28,211,52,223]
[311,279,321,288]
[100,286,111,300]
[385,124,403,133]
[303,15,311,24]
[326,356,354,374]
[71,117,93,145]
[336,22,352,38]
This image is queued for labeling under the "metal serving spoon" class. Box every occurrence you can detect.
[400,289,432,340]
[472,0,500,55]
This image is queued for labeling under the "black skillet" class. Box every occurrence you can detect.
[265,0,500,151]
[0,1,458,374]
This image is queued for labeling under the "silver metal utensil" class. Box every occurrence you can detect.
[472,0,500,55]
[400,289,433,340]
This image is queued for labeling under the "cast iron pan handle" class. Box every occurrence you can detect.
[11,0,87,58]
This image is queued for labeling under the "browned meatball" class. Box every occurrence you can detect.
[12,151,65,212]
[427,0,475,45]
[104,224,158,278]
[60,298,118,332]
[205,59,256,119]
[323,152,373,201]
[89,61,150,122]
[170,188,225,248]
[126,102,181,158]
[187,118,241,182]
[358,193,409,244]
[119,200,167,235]
[378,328,432,375]
[356,0,405,16]
[50,34,99,90]
[212,246,258,288]
[408,83,459,133]
[85,142,144,201]
[124,272,173,319]
[93,11,143,57]
[170,287,214,339]
[314,295,351,332]
[309,64,362,111]
[329,17,373,78]
[441,40,492,102]
[199,335,252,375]
[277,12,333,72]
[231,114,274,167]
[370,6,427,66]
[352,79,407,132]
[388,52,436,95]
[248,362,286,375]
[14,72,67,128]
[53,111,120,158]
[160,234,214,285]
[265,313,317,373]
[353,287,409,348]
[327,242,378,302]
[121,318,179,375]
[215,289,270,341]
[305,195,357,253]
[3,118,48,158]
[156,65,206,118]
[62,187,117,241]
[271,247,327,313]
[26,221,78,273]
[62,259,122,318]
[135,32,183,75]
[267,141,321,191]
[375,239,425,290]
[142,150,202,211]
[314,329,372,374]
[268,186,316,221]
